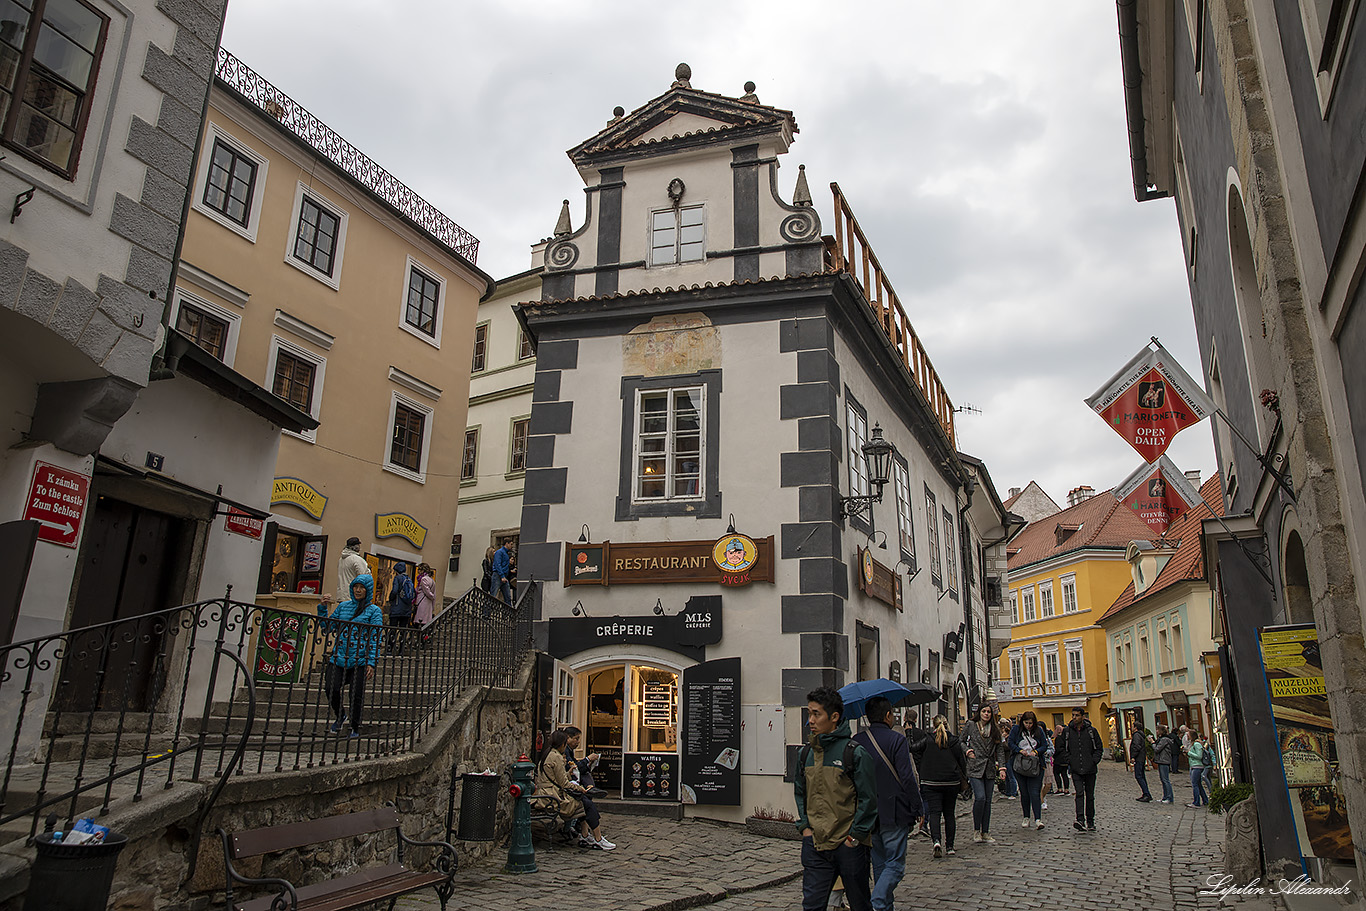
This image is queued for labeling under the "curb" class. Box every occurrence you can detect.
[643,869,804,911]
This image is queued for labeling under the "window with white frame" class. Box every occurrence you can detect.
[518,328,534,361]
[1025,647,1041,686]
[893,457,916,567]
[268,337,325,442]
[1297,0,1361,111]
[286,182,348,288]
[1022,587,1036,622]
[925,486,942,584]
[1171,619,1185,669]
[554,665,575,726]
[385,393,432,482]
[171,291,240,366]
[193,123,269,241]
[1175,130,1199,274]
[650,204,704,266]
[1044,645,1061,685]
[471,323,488,373]
[1115,642,1126,681]
[1009,650,1023,687]
[942,507,958,598]
[846,399,869,501]
[1124,639,1134,681]
[461,428,478,482]
[1066,640,1085,682]
[1139,630,1152,677]
[1159,624,1171,671]
[401,259,444,344]
[1039,580,1055,618]
[508,417,530,474]
[1061,574,1078,613]
[1009,589,1018,622]
[635,387,702,500]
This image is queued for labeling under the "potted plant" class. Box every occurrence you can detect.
[745,806,802,840]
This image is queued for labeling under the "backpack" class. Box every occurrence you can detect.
[392,574,415,615]
[798,741,858,782]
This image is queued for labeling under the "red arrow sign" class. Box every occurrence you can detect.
[23,461,89,548]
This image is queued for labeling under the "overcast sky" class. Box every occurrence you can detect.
[220,0,1216,506]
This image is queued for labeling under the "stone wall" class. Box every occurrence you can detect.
[1,655,534,911]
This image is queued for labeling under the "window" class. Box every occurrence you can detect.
[846,399,869,501]
[905,641,921,685]
[1171,620,1185,669]
[390,402,425,472]
[1061,575,1078,613]
[461,428,478,481]
[1115,643,1126,681]
[635,387,702,500]
[1009,589,1018,622]
[1025,648,1041,687]
[1175,130,1199,274]
[1022,587,1036,622]
[942,508,958,598]
[509,417,530,474]
[519,329,534,361]
[1039,581,1055,618]
[1297,0,1360,111]
[471,323,488,372]
[268,337,325,441]
[1067,642,1085,682]
[892,457,915,566]
[1159,625,1172,672]
[1009,650,1023,687]
[203,138,256,227]
[1139,632,1152,677]
[1181,0,1205,75]
[1044,647,1061,685]
[555,665,575,727]
[0,0,108,177]
[175,300,229,360]
[925,486,941,584]
[1124,640,1134,681]
[293,196,340,276]
[404,264,441,339]
[650,204,704,266]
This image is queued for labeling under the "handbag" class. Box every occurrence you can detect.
[1013,751,1041,777]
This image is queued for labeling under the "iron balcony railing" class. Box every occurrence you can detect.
[0,582,532,845]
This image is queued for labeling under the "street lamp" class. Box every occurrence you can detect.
[839,424,894,522]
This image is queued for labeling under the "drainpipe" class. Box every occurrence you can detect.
[1116,0,1168,203]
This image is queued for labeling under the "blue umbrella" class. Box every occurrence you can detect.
[839,678,911,720]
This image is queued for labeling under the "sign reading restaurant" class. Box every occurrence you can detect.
[564,536,774,587]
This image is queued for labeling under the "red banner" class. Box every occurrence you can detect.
[224,507,265,539]
[23,461,89,548]
[1115,455,1203,537]
[1085,342,1215,462]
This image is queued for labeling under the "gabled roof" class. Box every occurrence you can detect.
[1101,476,1224,620]
[1006,490,1154,573]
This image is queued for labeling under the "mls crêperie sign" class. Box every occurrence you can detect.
[24,461,90,547]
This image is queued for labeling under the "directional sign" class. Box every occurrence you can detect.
[23,461,89,548]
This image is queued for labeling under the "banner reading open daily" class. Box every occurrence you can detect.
[1115,454,1204,537]
[1085,342,1215,463]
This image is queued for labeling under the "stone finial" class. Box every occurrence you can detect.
[740,81,759,103]
[672,63,692,89]
[793,164,812,207]
[554,199,572,237]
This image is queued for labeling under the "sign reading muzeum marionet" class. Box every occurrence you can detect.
[563,536,774,587]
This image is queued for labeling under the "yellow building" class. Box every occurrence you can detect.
[175,51,491,607]
[995,487,1153,742]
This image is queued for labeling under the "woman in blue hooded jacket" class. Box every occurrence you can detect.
[317,573,384,737]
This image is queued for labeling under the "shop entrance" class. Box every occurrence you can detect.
[576,660,681,799]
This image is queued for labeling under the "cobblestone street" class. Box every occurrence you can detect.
[398,765,1292,911]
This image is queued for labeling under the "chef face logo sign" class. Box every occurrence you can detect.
[712,535,757,573]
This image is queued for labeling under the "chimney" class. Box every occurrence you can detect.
[1067,485,1095,507]
[1185,469,1201,487]
[1008,487,1021,499]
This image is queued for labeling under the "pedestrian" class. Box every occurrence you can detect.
[1202,738,1217,793]
[1152,723,1176,803]
[480,546,495,594]
[1052,724,1071,795]
[386,563,416,654]
[1008,710,1052,829]
[337,536,368,592]
[904,719,931,839]
[853,696,921,911]
[1054,706,1104,832]
[911,714,966,859]
[562,726,605,795]
[1186,735,1209,807]
[1130,726,1153,802]
[999,718,1019,800]
[962,703,1006,843]
[489,541,513,603]
[412,562,436,629]
[794,686,877,911]
[535,730,615,849]
[316,573,383,739]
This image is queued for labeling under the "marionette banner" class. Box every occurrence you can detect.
[1115,454,1204,537]
[1085,342,1215,463]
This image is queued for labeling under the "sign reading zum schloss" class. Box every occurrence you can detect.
[271,477,327,519]
[375,512,427,549]
[563,536,774,587]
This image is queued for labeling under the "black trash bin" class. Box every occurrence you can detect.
[23,832,128,911]
[457,772,500,841]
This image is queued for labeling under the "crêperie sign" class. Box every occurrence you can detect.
[548,595,721,661]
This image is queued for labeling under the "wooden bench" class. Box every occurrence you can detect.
[220,807,456,911]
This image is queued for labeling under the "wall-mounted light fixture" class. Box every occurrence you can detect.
[578,524,591,544]
[867,530,888,551]
[838,424,894,522]
[894,559,922,583]
[572,600,590,617]
[652,598,665,616]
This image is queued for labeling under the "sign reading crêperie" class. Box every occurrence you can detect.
[23,461,89,547]
[563,536,773,586]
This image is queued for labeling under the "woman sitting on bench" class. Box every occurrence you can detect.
[535,730,616,850]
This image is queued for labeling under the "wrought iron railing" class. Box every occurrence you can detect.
[827,182,956,444]
[214,48,481,265]
[0,582,531,844]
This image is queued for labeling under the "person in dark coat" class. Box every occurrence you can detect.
[910,715,966,858]
[1152,724,1176,803]
[1054,706,1104,831]
[1130,726,1153,802]
[853,697,921,911]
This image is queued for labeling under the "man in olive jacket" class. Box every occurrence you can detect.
[795,686,877,911]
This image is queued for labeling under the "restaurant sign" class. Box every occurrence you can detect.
[271,476,327,519]
[855,546,902,610]
[375,511,427,549]
[563,536,773,587]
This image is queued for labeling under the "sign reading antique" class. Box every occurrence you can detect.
[271,476,327,519]
[548,595,722,658]
[23,461,89,548]
[855,546,903,610]
[681,657,741,806]
[224,507,265,540]
[563,537,773,586]
[375,511,428,549]
[1115,454,1204,537]
[1085,342,1215,463]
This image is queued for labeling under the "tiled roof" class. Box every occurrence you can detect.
[1100,476,1225,620]
[1002,491,1022,510]
[570,85,797,160]
[1006,490,1154,572]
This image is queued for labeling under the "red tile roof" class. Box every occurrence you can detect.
[1100,476,1225,620]
[1006,489,1154,572]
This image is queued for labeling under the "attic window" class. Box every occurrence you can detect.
[651,205,704,265]
[1055,523,1081,546]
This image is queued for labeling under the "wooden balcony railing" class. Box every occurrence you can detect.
[827,182,956,445]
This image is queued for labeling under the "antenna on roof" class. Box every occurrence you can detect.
[953,403,983,415]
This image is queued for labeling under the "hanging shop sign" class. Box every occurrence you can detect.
[1115,454,1203,537]
[681,656,741,806]
[224,507,266,539]
[855,546,902,610]
[23,461,89,548]
[271,476,327,519]
[548,595,722,660]
[375,512,428,549]
[563,537,774,587]
[1085,341,1215,463]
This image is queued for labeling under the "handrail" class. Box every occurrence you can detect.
[828,182,956,445]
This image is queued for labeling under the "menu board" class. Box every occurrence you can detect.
[681,657,741,806]
[643,681,674,727]
[624,752,677,800]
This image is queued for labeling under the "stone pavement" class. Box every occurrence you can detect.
[398,765,1296,911]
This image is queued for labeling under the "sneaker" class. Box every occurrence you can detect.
[579,836,601,849]
[586,787,608,798]
[1137,795,1153,802]
[1087,823,1096,832]
[596,836,616,850]
[1036,819,1044,829]
[329,714,346,733]
[1021,818,1030,828]
[349,730,361,739]
[946,847,956,856]
[1185,802,1200,808]
[1073,820,1086,832]
[932,842,942,858]
[1041,801,1048,810]
[981,834,997,844]
[972,831,983,843]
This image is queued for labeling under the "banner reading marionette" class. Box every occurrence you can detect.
[1085,340,1215,463]
[1115,454,1204,537]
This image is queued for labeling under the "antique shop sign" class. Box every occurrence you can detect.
[271,476,327,519]
[855,546,902,610]
[563,537,773,586]
[375,511,428,549]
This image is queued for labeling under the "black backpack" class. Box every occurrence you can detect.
[798,741,859,781]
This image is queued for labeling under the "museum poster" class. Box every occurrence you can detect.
[681,657,741,806]
[1258,623,1354,860]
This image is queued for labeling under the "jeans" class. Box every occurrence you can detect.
[870,824,909,911]
[1003,758,1019,797]
[1135,764,1152,798]
[324,663,368,733]
[1073,770,1097,825]
[801,838,870,911]
[1054,763,1071,792]
[1157,763,1174,801]
[970,776,994,833]
[923,786,959,849]
[489,576,512,603]
[1190,768,1208,805]
[1018,772,1044,820]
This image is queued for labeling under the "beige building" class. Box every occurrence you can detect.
[176,51,491,608]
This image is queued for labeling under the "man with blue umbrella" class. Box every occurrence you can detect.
[853,695,920,911]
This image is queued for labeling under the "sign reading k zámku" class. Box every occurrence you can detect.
[1085,341,1215,463]
[1115,454,1204,537]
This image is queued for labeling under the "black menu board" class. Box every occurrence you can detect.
[623,752,677,800]
[681,657,741,806]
